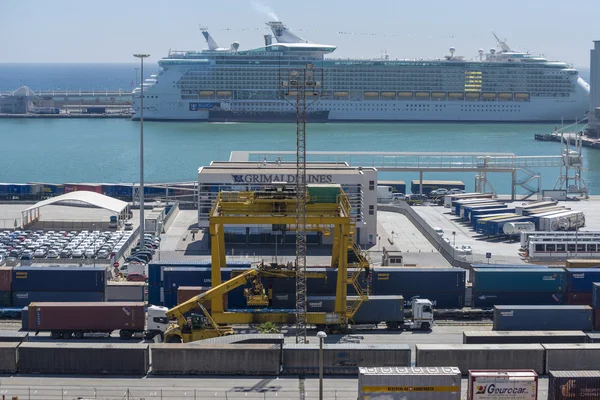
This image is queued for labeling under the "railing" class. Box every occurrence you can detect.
[0,386,353,399]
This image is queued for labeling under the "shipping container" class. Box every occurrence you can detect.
[475,214,520,234]
[148,261,251,289]
[472,268,565,293]
[567,292,593,305]
[0,342,18,374]
[446,193,494,209]
[548,370,600,400]
[411,180,465,195]
[595,309,600,331]
[63,184,103,194]
[25,302,146,334]
[454,198,498,215]
[415,344,545,374]
[566,259,600,268]
[176,286,228,312]
[377,180,406,195]
[593,282,600,308]
[101,184,134,199]
[515,201,558,215]
[373,267,466,294]
[307,296,404,325]
[462,331,588,344]
[12,266,107,292]
[493,305,593,331]
[358,366,462,400]
[148,286,161,306]
[12,291,105,308]
[18,342,149,375]
[283,344,411,375]
[467,370,538,400]
[471,264,550,269]
[470,209,515,227]
[487,216,535,237]
[473,292,564,308]
[31,183,65,197]
[0,330,28,342]
[0,267,12,291]
[106,282,146,302]
[0,291,11,307]
[462,204,506,220]
[566,268,600,292]
[543,343,600,373]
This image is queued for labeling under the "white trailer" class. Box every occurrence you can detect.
[467,370,538,400]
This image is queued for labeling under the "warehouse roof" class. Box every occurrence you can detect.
[23,191,128,214]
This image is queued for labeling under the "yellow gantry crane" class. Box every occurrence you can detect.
[163,184,370,343]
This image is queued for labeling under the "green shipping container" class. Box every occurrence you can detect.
[473,268,565,293]
[0,291,11,307]
[307,184,342,204]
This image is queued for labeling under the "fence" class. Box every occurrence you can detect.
[0,386,355,400]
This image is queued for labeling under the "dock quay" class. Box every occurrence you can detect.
[535,132,600,149]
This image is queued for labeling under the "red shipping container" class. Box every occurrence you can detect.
[177,286,227,311]
[0,267,13,292]
[595,309,600,331]
[63,184,102,194]
[567,292,593,306]
[27,302,145,331]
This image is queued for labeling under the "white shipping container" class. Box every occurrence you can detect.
[467,370,538,400]
[358,366,461,400]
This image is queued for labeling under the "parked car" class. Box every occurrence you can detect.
[124,222,134,231]
[126,272,148,282]
[461,245,473,255]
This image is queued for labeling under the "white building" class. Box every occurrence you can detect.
[198,161,378,246]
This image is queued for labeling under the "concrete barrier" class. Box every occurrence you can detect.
[283,344,411,376]
[0,343,19,373]
[190,333,284,346]
[18,343,149,375]
[415,344,545,375]
[543,343,600,373]
[463,330,589,344]
[151,344,281,376]
[162,201,179,232]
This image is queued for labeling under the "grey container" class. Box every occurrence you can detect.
[543,343,600,373]
[307,295,404,324]
[0,342,19,373]
[593,282,600,308]
[105,282,146,302]
[151,344,281,376]
[283,344,410,375]
[493,305,593,331]
[548,370,600,400]
[463,330,588,344]
[358,366,462,400]
[415,344,545,375]
[18,342,149,375]
[0,330,28,342]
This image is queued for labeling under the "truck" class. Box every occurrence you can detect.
[307,295,434,330]
[376,185,393,203]
[503,221,535,238]
[108,215,119,229]
[21,302,169,340]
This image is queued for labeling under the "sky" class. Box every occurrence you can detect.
[1,0,598,67]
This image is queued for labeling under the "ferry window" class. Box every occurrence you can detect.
[587,244,597,252]
[577,244,586,252]
[546,244,556,252]
[556,244,566,252]
[535,244,544,252]
[568,244,576,252]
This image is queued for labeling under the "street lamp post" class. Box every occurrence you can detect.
[134,53,150,250]
[92,224,96,267]
[452,231,456,260]
[317,331,327,400]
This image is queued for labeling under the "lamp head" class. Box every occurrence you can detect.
[317,331,327,339]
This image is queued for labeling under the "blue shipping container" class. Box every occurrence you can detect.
[593,283,600,309]
[149,261,252,288]
[12,267,107,292]
[493,305,593,331]
[402,292,464,309]
[487,217,534,236]
[471,264,550,269]
[471,209,515,227]
[566,268,600,293]
[12,291,105,308]
[373,268,466,295]
[473,291,563,308]
[148,286,161,306]
[473,268,565,293]
[463,204,506,220]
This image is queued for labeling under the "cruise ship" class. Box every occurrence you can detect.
[132,22,590,122]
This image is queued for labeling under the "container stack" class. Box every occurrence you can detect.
[11,267,107,308]
[0,267,12,307]
[594,283,600,331]
[472,268,565,308]
[565,268,600,305]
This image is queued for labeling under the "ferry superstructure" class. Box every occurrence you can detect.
[132,22,590,122]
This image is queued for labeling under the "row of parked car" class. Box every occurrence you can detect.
[0,229,133,261]
[118,234,162,281]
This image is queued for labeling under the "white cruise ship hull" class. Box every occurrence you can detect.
[133,96,588,122]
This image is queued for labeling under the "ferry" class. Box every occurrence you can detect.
[132,22,590,122]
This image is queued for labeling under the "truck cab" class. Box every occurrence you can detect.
[145,305,170,340]
[412,299,433,330]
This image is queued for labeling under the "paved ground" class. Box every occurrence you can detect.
[413,197,600,265]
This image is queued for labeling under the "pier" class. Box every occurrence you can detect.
[534,133,600,149]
